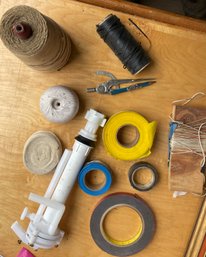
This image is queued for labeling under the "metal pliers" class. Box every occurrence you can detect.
[86,71,156,95]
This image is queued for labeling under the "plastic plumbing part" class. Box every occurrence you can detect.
[103,111,157,161]
[11,109,106,250]
[78,161,112,196]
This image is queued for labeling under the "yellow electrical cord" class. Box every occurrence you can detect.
[102,111,157,161]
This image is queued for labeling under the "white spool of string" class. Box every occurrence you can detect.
[40,85,79,123]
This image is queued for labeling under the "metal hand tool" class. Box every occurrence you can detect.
[86,71,156,95]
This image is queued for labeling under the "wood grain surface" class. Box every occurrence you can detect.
[76,0,206,33]
[0,0,206,257]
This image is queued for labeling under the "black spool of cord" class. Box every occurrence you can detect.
[96,14,151,75]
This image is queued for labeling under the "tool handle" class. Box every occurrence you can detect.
[131,81,154,89]
[110,81,155,95]
[110,87,128,95]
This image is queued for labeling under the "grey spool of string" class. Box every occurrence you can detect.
[0,5,71,71]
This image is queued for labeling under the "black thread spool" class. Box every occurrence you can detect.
[96,14,151,75]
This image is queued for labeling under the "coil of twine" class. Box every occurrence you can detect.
[96,14,151,75]
[0,5,71,71]
[40,85,79,123]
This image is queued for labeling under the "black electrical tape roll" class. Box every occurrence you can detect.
[128,162,158,191]
[90,193,156,256]
[96,14,151,75]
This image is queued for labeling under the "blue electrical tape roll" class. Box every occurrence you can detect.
[78,161,112,196]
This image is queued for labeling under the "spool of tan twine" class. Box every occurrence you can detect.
[0,5,71,71]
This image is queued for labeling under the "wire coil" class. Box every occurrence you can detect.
[0,5,71,71]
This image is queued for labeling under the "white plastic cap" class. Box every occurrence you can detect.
[85,109,106,126]
[79,109,106,141]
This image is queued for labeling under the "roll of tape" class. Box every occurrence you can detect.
[40,85,79,123]
[23,131,62,174]
[102,111,157,161]
[128,162,158,191]
[90,193,155,256]
[78,161,112,196]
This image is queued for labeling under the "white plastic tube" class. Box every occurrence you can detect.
[33,149,72,224]
[43,141,92,229]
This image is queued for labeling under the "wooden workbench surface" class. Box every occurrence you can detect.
[1,0,206,256]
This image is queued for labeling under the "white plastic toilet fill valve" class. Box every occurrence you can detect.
[11,109,106,250]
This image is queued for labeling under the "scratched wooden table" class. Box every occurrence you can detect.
[0,0,206,256]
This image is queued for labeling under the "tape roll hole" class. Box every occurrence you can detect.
[132,168,155,190]
[101,205,143,246]
[117,125,139,148]
[85,170,106,190]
